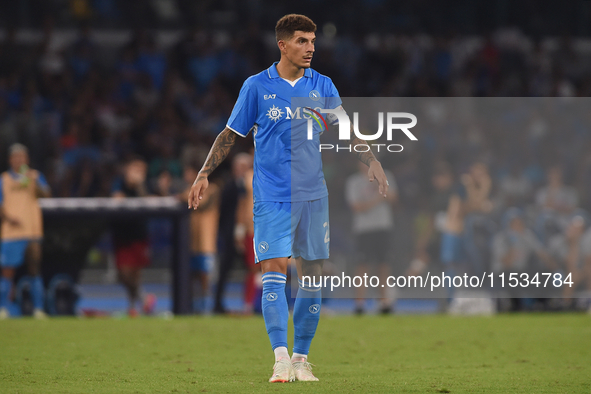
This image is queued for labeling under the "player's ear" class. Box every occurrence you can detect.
[277,39,286,53]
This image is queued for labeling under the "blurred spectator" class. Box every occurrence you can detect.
[0,144,51,319]
[535,165,578,215]
[346,161,397,314]
[69,24,96,81]
[151,169,183,196]
[439,168,467,277]
[462,162,493,215]
[111,156,156,317]
[496,165,533,209]
[213,153,251,314]
[492,208,552,274]
[148,141,182,180]
[461,162,496,275]
[408,162,455,276]
[549,214,591,302]
[236,164,261,314]
[181,163,220,313]
[135,35,167,91]
[492,208,553,310]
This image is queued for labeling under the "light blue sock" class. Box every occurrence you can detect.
[0,277,12,309]
[261,272,288,350]
[31,276,45,310]
[293,279,322,356]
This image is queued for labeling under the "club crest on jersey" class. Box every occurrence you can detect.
[266,105,284,122]
[258,241,270,253]
[264,94,276,100]
[309,90,320,101]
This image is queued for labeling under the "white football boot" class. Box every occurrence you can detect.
[269,358,294,383]
[292,359,319,381]
[33,308,48,319]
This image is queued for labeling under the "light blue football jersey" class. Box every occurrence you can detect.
[226,62,341,202]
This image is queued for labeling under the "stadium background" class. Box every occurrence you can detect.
[1,0,591,313]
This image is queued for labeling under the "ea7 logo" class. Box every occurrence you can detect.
[264,94,276,100]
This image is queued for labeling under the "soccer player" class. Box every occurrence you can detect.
[188,14,389,382]
[0,144,51,319]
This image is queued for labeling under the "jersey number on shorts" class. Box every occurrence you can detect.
[323,222,330,243]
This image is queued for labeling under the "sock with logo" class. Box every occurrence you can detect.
[274,346,290,361]
[0,277,12,309]
[261,272,289,352]
[293,278,322,356]
[31,276,45,310]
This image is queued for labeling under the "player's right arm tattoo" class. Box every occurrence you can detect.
[195,127,237,183]
[351,135,377,166]
[349,120,376,166]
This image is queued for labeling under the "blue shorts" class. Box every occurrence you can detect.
[190,253,215,273]
[253,197,329,263]
[1,239,35,268]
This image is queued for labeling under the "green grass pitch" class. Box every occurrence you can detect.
[0,314,589,393]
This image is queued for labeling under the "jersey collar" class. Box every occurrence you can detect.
[267,62,312,79]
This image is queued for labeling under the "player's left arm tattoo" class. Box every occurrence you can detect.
[327,121,377,166]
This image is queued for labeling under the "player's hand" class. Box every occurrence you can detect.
[367,160,389,197]
[188,175,209,210]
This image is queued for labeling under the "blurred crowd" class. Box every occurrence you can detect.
[1,12,591,312]
[1,22,591,198]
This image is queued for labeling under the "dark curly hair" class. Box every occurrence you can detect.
[275,14,317,42]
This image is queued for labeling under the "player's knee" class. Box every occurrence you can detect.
[261,258,289,275]
[300,259,323,278]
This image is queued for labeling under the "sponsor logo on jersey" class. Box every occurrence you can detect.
[266,105,283,122]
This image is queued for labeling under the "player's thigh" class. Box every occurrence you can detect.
[293,197,329,261]
[253,201,292,263]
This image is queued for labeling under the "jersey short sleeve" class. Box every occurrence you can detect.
[324,78,342,111]
[226,78,258,137]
